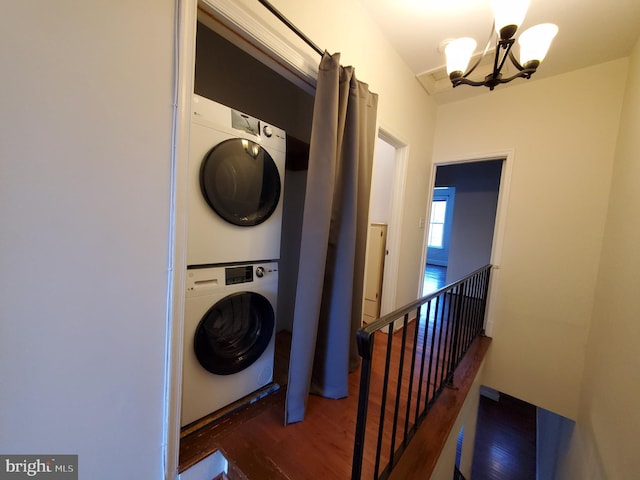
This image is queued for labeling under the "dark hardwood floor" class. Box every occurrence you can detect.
[424,264,447,295]
[471,393,537,480]
[180,324,492,480]
[180,330,362,479]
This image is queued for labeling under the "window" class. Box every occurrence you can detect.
[428,199,447,248]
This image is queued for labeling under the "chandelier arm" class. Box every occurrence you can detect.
[495,39,515,75]
[495,68,538,84]
[492,42,502,77]
[451,76,490,88]
[452,67,538,88]
[508,50,525,71]
[462,23,495,79]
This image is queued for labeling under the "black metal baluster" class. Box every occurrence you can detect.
[352,330,375,480]
[458,281,467,358]
[389,314,409,467]
[449,283,464,375]
[426,295,441,404]
[415,300,431,423]
[443,287,456,383]
[441,287,456,387]
[454,284,465,370]
[469,272,480,337]
[474,269,483,335]
[461,278,471,355]
[434,291,447,393]
[480,268,491,333]
[373,323,395,480]
[404,306,421,444]
[461,278,472,354]
[476,270,485,334]
[468,274,477,343]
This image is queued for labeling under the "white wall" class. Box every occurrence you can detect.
[537,408,574,480]
[558,36,640,479]
[370,138,396,224]
[0,1,175,478]
[433,58,628,419]
[430,362,484,480]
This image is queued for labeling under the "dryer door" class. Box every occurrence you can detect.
[199,138,281,226]
[194,291,275,375]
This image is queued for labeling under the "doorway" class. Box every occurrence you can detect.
[422,158,505,295]
[364,132,407,322]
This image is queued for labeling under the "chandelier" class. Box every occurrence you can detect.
[444,0,558,90]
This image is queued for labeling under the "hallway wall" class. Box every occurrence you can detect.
[432,58,628,420]
[0,1,175,478]
[559,35,640,480]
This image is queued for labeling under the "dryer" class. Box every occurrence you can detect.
[181,262,278,427]
[187,94,286,266]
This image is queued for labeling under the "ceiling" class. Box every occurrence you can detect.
[359,0,640,102]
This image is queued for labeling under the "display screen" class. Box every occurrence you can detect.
[225,265,253,285]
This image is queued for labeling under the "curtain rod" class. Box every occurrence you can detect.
[256,0,324,57]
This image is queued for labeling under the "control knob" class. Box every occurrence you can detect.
[262,125,273,138]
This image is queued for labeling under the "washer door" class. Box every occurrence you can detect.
[194,291,275,375]
[199,138,281,226]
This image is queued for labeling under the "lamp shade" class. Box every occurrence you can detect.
[491,0,529,38]
[518,23,558,66]
[445,37,477,75]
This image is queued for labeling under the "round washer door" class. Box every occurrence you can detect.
[194,291,275,375]
[200,138,281,226]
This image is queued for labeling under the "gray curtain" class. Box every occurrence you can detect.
[285,52,379,424]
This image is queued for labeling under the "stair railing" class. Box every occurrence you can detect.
[351,265,491,480]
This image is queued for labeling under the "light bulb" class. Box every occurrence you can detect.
[491,0,530,39]
[519,23,558,68]
[445,37,477,76]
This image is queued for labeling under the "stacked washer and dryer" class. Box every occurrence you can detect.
[181,94,286,427]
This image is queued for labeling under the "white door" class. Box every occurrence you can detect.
[363,223,387,322]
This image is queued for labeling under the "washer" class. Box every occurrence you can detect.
[181,262,278,427]
[187,94,286,266]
